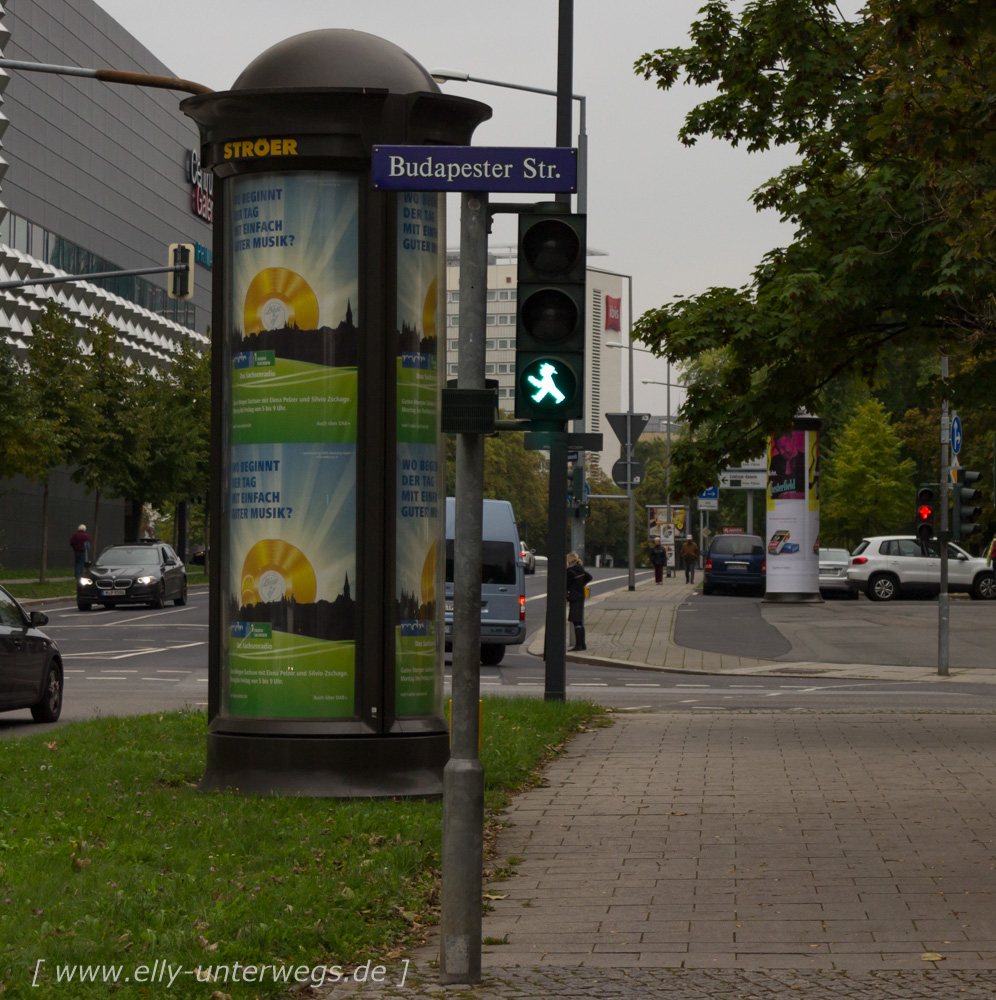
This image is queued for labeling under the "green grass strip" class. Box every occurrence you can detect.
[0,698,603,998]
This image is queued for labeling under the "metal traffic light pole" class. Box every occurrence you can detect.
[938,354,950,677]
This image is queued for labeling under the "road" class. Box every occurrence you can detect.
[2,569,992,737]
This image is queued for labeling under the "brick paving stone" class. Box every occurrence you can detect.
[314,709,995,999]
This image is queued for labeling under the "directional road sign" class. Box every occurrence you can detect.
[697,486,719,511]
[951,413,962,455]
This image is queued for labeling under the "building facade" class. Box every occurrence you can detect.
[444,250,624,478]
[0,0,212,570]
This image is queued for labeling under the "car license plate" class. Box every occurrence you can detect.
[101,588,126,596]
[728,563,748,572]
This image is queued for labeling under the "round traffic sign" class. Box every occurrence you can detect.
[951,414,962,455]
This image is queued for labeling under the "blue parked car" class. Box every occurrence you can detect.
[703,534,766,596]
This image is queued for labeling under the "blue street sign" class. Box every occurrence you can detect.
[951,414,962,455]
[698,486,719,499]
[371,146,578,192]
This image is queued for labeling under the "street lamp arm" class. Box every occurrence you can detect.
[431,68,584,102]
[0,58,212,95]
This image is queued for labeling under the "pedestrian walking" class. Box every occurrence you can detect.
[69,524,92,579]
[680,535,699,584]
[566,551,593,651]
[650,539,668,584]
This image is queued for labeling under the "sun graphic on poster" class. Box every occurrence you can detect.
[243,268,320,335]
[420,542,437,607]
[240,539,317,606]
[421,276,438,341]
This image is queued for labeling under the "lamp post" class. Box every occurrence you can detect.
[432,69,592,566]
[641,373,683,522]
[595,271,637,588]
[430,70,587,212]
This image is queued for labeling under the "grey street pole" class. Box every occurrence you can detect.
[626,277,636,590]
[439,191,488,984]
[938,353,950,677]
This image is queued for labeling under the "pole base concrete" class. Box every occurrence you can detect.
[763,591,825,603]
[199,731,448,798]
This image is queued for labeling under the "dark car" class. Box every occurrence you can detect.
[77,540,187,611]
[0,583,63,722]
[703,533,766,595]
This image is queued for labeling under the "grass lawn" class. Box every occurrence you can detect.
[0,699,603,998]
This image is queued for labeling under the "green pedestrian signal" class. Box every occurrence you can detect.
[516,356,580,416]
[515,210,586,421]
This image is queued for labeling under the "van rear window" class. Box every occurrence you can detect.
[445,541,518,585]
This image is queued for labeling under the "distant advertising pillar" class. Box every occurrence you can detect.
[181,30,489,796]
[764,414,822,602]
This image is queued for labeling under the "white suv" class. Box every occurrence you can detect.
[847,536,995,601]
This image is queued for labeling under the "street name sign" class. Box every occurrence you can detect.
[371,146,577,192]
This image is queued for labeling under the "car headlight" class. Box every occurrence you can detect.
[135,575,156,585]
[78,576,94,587]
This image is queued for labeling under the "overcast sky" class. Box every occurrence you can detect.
[96,0,797,412]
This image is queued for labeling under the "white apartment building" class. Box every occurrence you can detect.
[444,250,625,478]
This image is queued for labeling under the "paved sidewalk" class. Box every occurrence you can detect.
[314,579,996,999]
[320,710,996,999]
[533,576,996,684]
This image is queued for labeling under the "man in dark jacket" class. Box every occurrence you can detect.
[650,540,668,584]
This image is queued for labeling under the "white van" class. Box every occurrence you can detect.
[444,497,527,665]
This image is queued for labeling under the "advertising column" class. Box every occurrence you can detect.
[221,171,360,718]
[765,422,821,599]
[394,191,445,717]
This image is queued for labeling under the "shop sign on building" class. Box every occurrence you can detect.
[187,148,214,222]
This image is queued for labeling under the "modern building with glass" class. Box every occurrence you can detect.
[0,0,211,569]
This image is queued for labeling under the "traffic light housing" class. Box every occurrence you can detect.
[952,470,983,542]
[915,483,937,542]
[168,242,194,300]
[515,211,586,421]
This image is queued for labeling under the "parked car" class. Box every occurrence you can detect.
[77,540,188,611]
[0,584,63,722]
[703,533,766,595]
[847,535,995,601]
[520,544,537,574]
[819,547,857,599]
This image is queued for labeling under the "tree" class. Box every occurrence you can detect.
[482,430,549,553]
[583,468,629,565]
[24,304,90,580]
[632,1,996,492]
[72,317,152,551]
[820,398,916,548]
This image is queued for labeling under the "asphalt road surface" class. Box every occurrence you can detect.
[3,570,993,737]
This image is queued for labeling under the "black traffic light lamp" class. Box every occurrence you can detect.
[168,242,194,300]
[915,483,937,542]
[515,211,586,421]
[952,470,983,542]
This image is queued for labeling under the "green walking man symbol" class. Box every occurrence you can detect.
[527,362,566,405]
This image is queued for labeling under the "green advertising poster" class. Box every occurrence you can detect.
[395,191,445,717]
[223,171,359,719]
